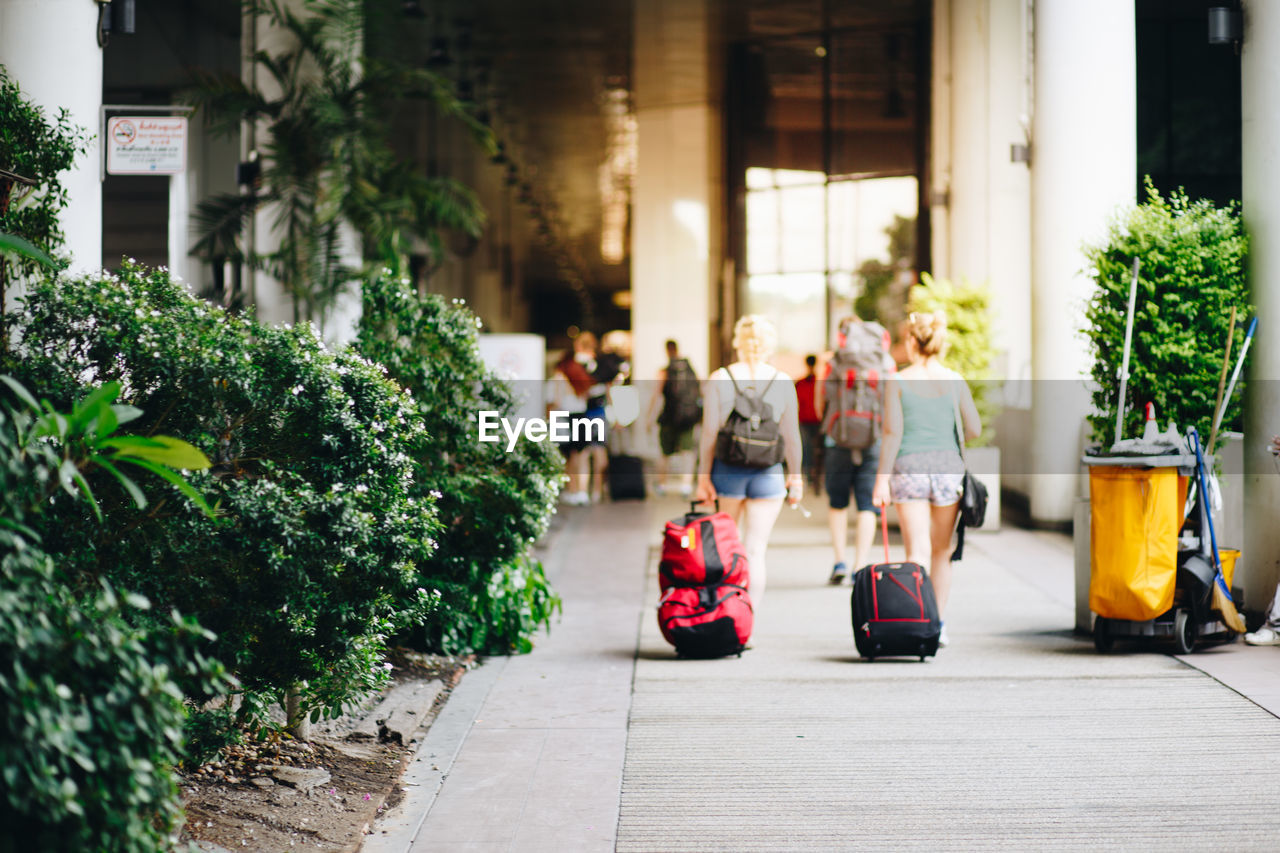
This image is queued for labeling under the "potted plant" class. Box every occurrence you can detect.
[906,273,1001,529]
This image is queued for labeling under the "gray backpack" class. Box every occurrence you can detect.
[714,372,784,469]
[823,322,892,461]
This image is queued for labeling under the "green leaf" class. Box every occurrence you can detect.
[62,461,103,522]
[88,402,119,440]
[0,230,60,268]
[0,375,41,413]
[103,435,212,469]
[111,403,144,426]
[71,382,123,431]
[91,455,148,510]
[118,456,215,517]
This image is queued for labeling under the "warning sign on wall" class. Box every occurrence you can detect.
[106,116,187,175]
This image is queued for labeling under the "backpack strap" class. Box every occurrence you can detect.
[726,367,776,398]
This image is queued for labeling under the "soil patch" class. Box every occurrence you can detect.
[178,651,471,852]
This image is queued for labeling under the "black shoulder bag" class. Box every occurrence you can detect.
[951,381,987,561]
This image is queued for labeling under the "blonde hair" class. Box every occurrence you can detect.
[906,311,948,358]
[732,315,778,363]
[600,329,631,357]
[573,330,598,355]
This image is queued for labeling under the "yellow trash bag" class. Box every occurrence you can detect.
[1089,466,1186,621]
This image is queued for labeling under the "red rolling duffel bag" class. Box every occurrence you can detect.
[658,583,753,658]
[657,501,753,658]
[659,501,749,589]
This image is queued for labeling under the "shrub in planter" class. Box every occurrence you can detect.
[906,273,998,446]
[1083,181,1250,444]
[0,380,228,853]
[357,273,562,654]
[2,262,439,730]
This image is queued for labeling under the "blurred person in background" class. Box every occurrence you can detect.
[648,339,701,497]
[795,354,823,496]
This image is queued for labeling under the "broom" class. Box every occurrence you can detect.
[1190,428,1247,633]
[1206,306,1236,458]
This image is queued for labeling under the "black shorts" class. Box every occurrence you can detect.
[824,443,880,513]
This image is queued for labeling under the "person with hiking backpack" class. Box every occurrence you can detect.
[648,339,702,497]
[819,315,897,585]
[695,315,802,605]
[795,354,824,495]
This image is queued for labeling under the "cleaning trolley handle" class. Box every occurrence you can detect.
[1115,258,1141,447]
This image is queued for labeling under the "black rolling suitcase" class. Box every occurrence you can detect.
[851,514,941,660]
[608,454,646,501]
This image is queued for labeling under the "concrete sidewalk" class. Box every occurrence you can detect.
[367,497,1280,852]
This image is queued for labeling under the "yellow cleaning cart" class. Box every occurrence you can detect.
[1084,451,1240,654]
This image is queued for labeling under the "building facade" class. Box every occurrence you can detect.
[2,0,1277,607]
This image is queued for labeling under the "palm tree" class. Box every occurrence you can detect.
[186,0,492,323]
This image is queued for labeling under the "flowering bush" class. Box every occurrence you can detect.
[357,272,562,653]
[2,262,440,730]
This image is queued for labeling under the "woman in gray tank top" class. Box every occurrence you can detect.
[871,311,981,647]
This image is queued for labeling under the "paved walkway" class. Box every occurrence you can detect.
[366,496,1280,852]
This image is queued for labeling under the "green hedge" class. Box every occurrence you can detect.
[3,263,439,730]
[0,381,227,853]
[1083,181,1250,444]
[357,273,562,654]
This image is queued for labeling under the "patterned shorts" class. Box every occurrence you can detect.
[890,450,965,506]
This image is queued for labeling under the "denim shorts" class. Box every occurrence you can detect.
[710,459,787,500]
[824,443,881,514]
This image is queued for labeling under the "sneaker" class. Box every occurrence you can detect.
[1245,625,1280,646]
[938,623,950,648]
[828,562,849,585]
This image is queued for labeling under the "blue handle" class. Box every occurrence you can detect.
[1189,428,1233,601]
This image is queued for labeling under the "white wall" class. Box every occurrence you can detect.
[1242,0,1280,613]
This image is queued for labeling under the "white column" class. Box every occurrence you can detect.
[985,0,1032,387]
[947,0,989,284]
[631,0,719,383]
[248,3,294,327]
[0,0,103,272]
[1029,0,1135,524]
[946,0,1032,382]
[930,0,952,282]
[1242,0,1280,614]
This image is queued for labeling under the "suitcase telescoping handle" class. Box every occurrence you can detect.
[879,510,891,565]
[690,499,720,514]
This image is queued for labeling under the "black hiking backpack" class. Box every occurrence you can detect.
[715,372,784,469]
[661,357,702,429]
[824,321,893,462]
